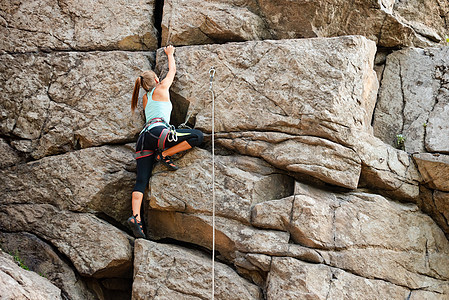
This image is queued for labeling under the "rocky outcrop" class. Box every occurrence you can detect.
[414,153,449,192]
[266,257,409,299]
[0,232,97,300]
[147,152,449,297]
[0,144,136,223]
[373,46,449,154]
[161,0,449,47]
[2,0,449,299]
[0,250,63,299]
[372,44,449,242]
[0,0,158,53]
[0,52,152,160]
[0,204,133,278]
[132,239,261,299]
[156,36,421,200]
[149,149,294,223]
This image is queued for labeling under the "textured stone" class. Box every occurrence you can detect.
[251,196,294,231]
[157,36,377,189]
[132,239,261,300]
[161,0,268,46]
[0,145,136,225]
[427,60,449,153]
[357,134,421,200]
[148,212,289,260]
[0,51,152,159]
[434,191,449,229]
[161,0,448,47]
[0,204,133,278]
[414,153,449,191]
[221,135,362,189]
[2,1,449,298]
[291,182,449,292]
[0,138,21,168]
[0,250,63,300]
[0,0,158,53]
[150,148,294,223]
[373,46,449,153]
[157,37,421,199]
[0,232,96,300]
[266,257,409,300]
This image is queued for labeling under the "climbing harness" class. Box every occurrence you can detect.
[134,117,178,159]
[210,66,216,300]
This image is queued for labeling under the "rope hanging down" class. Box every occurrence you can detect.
[209,66,216,300]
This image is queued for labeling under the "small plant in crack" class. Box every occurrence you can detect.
[10,250,30,271]
[395,134,406,151]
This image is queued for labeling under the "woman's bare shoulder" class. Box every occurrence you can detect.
[152,86,170,102]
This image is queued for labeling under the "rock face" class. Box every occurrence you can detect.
[373,46,449,154]
[0,144,136,224]
[0,52,151,160]
[157,36,421,201]
[132,239,261,299]
[158,36,377,190]
[161,0,449,47]
[0,250,63,300]
[0,232,97,300]
[266,257,409,299]
[0,0,158,53]
[0,204,133,278]
[2,0,449,299]
[414,153,449,192]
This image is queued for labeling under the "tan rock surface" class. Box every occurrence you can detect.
[267,257,410,300]
[150,148,293,223]
[0,0,158,53]
[0,204,133,278]
[161,0,268,46]
[292,183,449,292]
[157,36,377,190]
[0,250,63,300]
[0,232,96,300]
[132,239,261,300]
[434,191,449,230]
[414,153,449,191]
[2,0,449,298]
[373,46,449,154]
[0,138,21,168]
[156,36,421,200]
[0,144,136,224]
[161,0,448,47]
[0,51,151,159]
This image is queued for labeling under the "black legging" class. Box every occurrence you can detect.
[133,126,203,193]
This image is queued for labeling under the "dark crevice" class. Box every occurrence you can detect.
[154,0,165,48]
[151,237,223,264]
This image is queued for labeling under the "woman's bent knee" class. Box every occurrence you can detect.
[193,129,204,146]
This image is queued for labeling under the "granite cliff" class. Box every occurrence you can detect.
[1,0,449,299]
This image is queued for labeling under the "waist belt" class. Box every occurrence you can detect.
[134,118,178,159]
[141,117,169,133]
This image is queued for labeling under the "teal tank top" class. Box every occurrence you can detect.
[144,87,172,131]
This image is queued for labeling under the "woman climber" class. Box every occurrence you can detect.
[127,45,203,238]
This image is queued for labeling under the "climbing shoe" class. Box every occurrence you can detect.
[127,215,146,238]
[155,152,179,171]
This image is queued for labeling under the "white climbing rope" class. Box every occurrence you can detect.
[209,66,216,300]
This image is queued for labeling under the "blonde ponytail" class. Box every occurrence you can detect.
[131,77,142,113]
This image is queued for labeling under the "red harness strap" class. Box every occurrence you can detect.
[134,149,154,159]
